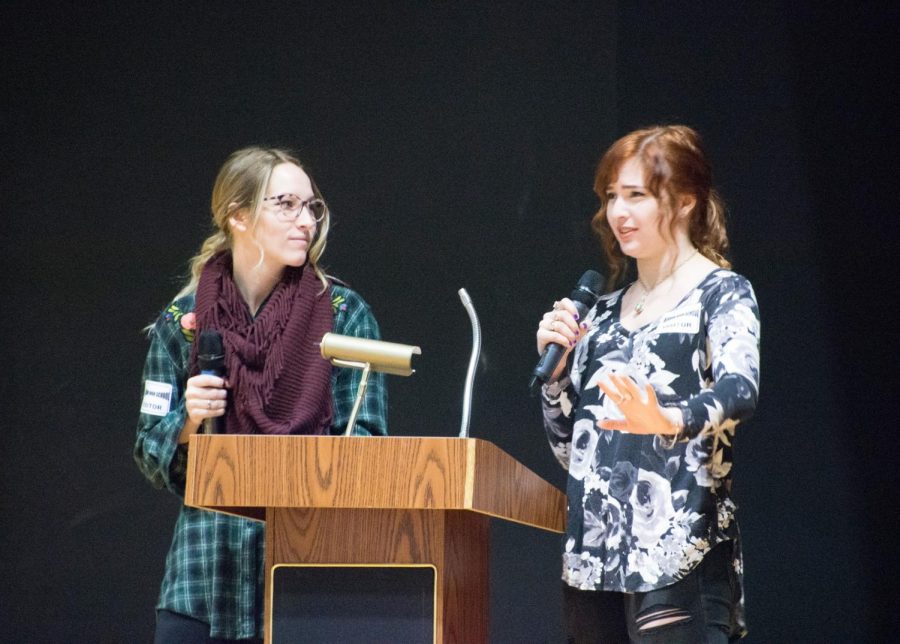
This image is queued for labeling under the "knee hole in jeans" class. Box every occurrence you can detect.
[635,605,693,633]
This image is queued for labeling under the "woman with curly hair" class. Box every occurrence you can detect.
[536,125,759,642]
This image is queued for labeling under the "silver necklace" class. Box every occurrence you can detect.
[633,249,699,315]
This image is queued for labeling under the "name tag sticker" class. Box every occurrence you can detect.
[656,303,702,335]
[141,380,173,417]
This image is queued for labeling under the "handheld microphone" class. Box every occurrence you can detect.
[197,329,226,434]
[529,270,605,392]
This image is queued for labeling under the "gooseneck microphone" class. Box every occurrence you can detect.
[529,270,605,392]
[197,329,226,435]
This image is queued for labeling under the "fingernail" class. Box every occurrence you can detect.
[574,312,580,320]
[581,322,588,330]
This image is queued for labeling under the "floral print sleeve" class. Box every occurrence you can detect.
[674,274,760,440]
[542,376,578,468]
[541,290,622,470]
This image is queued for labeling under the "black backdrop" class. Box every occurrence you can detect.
[2,2,896,642]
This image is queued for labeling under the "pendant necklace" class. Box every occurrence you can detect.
[633,249,699,315]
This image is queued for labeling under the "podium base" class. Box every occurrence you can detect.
[265,507,489,644]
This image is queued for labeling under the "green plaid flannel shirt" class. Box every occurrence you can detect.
[134,284,388,639]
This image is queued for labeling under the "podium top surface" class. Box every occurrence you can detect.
[185,435,565,533]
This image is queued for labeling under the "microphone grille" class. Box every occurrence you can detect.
[571,270,605,305]
[198,329,223,356]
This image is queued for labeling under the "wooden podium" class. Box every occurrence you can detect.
[185,435,565,643]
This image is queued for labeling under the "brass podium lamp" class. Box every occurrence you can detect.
[320,333,421,435]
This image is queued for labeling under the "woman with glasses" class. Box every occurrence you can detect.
[134,146,387,643]
[536,126,759,642]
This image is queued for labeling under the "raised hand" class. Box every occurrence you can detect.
[597,373,681,435]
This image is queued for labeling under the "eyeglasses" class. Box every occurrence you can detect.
[262,193,327,223]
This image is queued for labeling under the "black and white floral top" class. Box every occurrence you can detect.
[542,269,759,622]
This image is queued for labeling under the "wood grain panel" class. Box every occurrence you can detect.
[186,435,564,532]
[442,510,490,643]
[470,439,566,532]
[264,508,488,643]
[188,436,471,511]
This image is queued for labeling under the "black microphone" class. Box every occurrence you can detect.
[530,270,605,392]
[197,329,226,434]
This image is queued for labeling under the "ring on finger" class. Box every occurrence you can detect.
[207,400,212,410]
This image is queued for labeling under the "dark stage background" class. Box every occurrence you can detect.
[2,2,896,642]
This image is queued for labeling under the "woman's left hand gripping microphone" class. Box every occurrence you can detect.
[197,330,226,434]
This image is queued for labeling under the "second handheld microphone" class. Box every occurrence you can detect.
[530,270,605,391]
[197,329,226,435]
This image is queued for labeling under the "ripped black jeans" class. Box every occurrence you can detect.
[563,542,739,643]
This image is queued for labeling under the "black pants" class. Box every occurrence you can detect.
[154,610,263,644]
[563,542,738,644]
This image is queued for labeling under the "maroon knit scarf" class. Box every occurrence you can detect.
[190,252,333,435]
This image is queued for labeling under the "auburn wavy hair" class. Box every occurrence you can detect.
[591,125,730,289]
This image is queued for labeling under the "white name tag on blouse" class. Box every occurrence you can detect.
[141,380,173,416]
[655,302,702,335]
